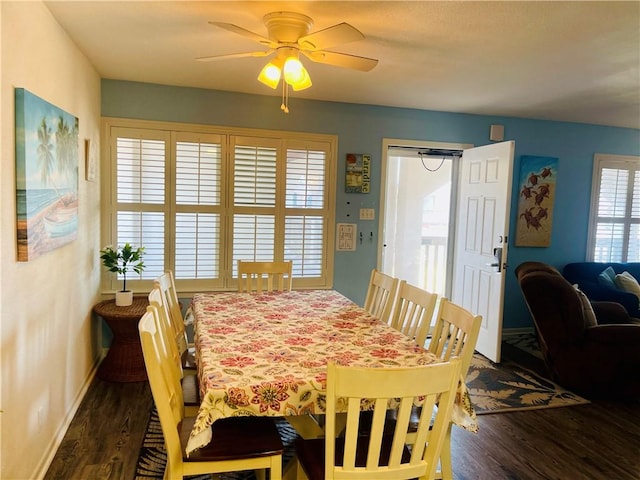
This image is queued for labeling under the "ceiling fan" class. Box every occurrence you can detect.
[197,11,378,112]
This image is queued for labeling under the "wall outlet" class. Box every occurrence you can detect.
[360,208,375,220]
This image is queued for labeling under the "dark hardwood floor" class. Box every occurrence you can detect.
[44,380,153,480]
[45,344,640,480]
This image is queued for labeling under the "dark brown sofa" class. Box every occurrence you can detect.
[515,261,640,398]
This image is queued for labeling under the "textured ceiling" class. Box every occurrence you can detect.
[45,1,640,129]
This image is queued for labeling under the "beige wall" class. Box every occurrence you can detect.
[1,2,101,478]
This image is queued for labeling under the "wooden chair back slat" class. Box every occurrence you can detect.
[299,359,462,480]
[237,260,293,292]
[363,269,399,324]
[390,280,438,348]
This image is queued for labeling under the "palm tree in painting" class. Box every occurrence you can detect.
[36,117,55,187]
[37,116,69,207]
[55,115,79,183]
[36,115,79,210]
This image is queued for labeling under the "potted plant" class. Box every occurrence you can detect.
[100,243,145,306]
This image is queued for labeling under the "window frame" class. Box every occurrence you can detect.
[101,117,337,294]
[587,153,640,262]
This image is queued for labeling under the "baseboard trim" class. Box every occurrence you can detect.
[33,357,101,480]
[502,327,535,338]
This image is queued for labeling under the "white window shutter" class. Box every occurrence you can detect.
[174,136,224,279]
[591,156,640,262]
[106,120,336,290]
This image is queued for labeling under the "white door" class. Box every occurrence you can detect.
[451,141,514,362]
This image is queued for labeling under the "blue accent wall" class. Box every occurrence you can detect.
[102,79,640,329]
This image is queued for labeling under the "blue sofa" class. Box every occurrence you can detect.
[562,262,640,319]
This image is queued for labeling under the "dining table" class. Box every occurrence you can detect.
[186,289,478,456]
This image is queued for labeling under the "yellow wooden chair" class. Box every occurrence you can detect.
[375,298,481,479]
[148,286,200,416]
[363,269,399,324]
[418,298,482,479]
[139,305,283,480]
[155,271,196,371]
[295,359,462,480]
[389,280,438,347]
[428,299,482,382]
[237,260,293,292]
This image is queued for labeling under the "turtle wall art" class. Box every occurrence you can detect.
[515,155,558,247]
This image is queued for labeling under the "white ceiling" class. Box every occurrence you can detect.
[44,1,640,129]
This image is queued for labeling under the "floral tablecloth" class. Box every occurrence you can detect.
[186,290,477,455]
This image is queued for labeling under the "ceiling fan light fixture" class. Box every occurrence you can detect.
[291,67,312,91]
[206,12,379,113]
[283,56,305,85]
[257,60,282,89]
[257,51,311,112]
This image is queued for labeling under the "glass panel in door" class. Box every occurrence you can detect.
[382,151,452,296]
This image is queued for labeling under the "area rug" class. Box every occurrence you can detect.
[136,355,590,478]
[467,353,590,414]
[502,331,544,359]
[135,412,297,480]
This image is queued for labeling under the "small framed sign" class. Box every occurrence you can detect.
[336,223,357,251]
[345,153,370,193]
[85,138,97,182]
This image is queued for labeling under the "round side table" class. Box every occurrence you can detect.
[93,296,149,382]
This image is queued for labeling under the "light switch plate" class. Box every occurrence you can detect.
[360,208,375,220]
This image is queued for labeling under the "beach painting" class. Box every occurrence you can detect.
[15,88,79,261]
[515,155,558,247]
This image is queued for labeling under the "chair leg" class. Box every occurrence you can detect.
[255,469,266,480]
[334,412,348,437]
[296,460,309,480]
[438,425,454,480]
[285,414,325,439]
[270,455,283,480]
[283,455,298,480]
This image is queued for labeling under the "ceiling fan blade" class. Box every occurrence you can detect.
[196,50,274,62]
[298,22,365,51]
[302,50,378,72]
[209,21,274,48]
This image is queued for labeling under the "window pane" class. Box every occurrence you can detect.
[286,149,326,208]
[175,213,219,279]
[116,137,165,204]
[176,141,221,206]
[233,214,275,276]
[632,170,640,219]
[628,170,640,261]
[116,211,164,279]
[628,224,640,262]
[597,168,628,218]
[234,145,277,206]
[285,216,324,277]
[593,223,625,262]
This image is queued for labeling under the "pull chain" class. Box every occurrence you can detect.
[281,81,290,113]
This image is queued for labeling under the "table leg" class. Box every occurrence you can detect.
[283,455,298,480]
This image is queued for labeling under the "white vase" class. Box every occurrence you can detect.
[115,290,133,307]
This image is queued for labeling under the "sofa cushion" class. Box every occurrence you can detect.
[598,266,617,289]
[562,263,640,319]
[573,284,597,327]
[614,271,640,301]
